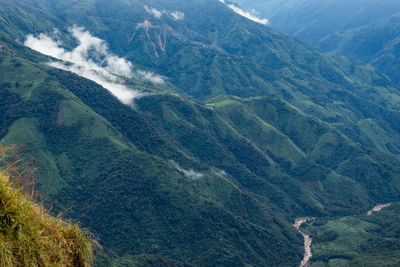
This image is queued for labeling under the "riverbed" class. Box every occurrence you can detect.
[293,204,393,266]
[367,203,392,215]
[294,218,313,267]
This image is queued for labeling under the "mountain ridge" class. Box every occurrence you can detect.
[2,0,400,266]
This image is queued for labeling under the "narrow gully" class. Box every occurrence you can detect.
[294,218,313,267]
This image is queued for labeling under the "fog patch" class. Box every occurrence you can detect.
[143,6,184,21]
[136,70,165,84]
[218,169,228,177]
[169,160,204,180]
[144,5,162,19]
[25,26,165,104]
[219,0,269,25]
[136,20,152,29]
[251,9,260,15]
[171,11,184,21]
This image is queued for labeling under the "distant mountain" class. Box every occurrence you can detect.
[2,0,400,266]
[233,0,400,46]
[319,13,400,85]
[234,0,400,86]
[5,0,400,154]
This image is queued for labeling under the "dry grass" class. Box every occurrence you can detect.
[0,146,94,266]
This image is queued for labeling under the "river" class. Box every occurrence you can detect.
[294,218,313,267]
[367,203,391,215]
[293,204,393,267]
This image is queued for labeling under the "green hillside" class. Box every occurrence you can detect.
[1,0,400,266]
[303,203,400,266]
[0,147,93,267]
[318,14,400,85]
[3,0,400,157]
[137,94,400,214]
[233,0,400,46]
[233,0,400,88]
[6,0,400,157]
[0,35,304,266]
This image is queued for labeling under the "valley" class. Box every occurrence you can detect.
[296,204,394,267]
[0,0,400,266]
[302,203,400,266]
[234,0,400,87]
[294,218,314,267]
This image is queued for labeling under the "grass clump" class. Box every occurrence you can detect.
[0,147,93,267]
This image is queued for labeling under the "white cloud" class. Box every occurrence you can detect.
[136,20,152,29]
[218,169,228,177]
[171,11,184,21]
[219,0,269,25]
[251,8,260,15]
[169,160,204,180]
[143,6,184,22]
[135,70,165,85]
[48,61,140,104]
[25,26,165,104]
[144,5,162,19]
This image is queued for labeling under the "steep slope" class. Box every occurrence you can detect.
[3,0,400,265]
[136,94,400,214]
[0,1,395,99]
[234,0,400,86]
[0,147,93,267]
[303,203,400,266]
[44,60,400,265]
[4,0,400,159]
[8,0,400,155]
[0,36,303,266]
[5,26,400,265]
[95,251,195,267]
[233,0,400,46]
[319,13,400,85]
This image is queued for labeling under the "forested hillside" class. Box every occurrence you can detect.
[234,0,400,87]
[1,0,400,265]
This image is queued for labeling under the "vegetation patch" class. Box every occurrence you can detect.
[0,147,93,266]
[304,203,400,266]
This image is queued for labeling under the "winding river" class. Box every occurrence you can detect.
[294,218,313,267]
[293,204,393,267]
[367,203,392,216]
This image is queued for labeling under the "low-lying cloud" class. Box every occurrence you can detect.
[219,0,269,25]
[170,160,204,180]
[171,11,185,21]
[144,5,163,19]
[218,169,228,177]
[143,5,184,21]
[24,26,165,104]
[136,20,152,30]
[136,70,165,84]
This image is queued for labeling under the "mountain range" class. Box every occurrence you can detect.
[1,0,400,266]
[235,0,400,86]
